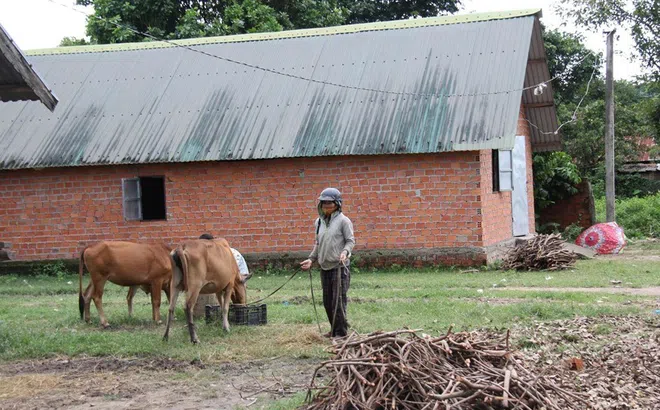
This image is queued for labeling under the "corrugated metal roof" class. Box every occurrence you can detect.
[0,9,558,170]
[522,17,560,152]
[0,23,58,111]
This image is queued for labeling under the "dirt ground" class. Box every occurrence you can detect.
[2,315,658,410]
[0,357,318,409]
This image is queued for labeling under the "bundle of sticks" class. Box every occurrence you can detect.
[501,234,577,271]
[303,329,587,409]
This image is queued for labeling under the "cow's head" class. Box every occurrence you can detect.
[231,272,253,304]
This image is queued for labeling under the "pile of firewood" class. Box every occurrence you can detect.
[302,329,587,409]
[501,234,577,271]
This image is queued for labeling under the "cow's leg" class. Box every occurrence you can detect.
[83,282,94,323]
[184,286,202,344]
[150,281,163,324]
[219,286,232,332]
[163,283,181,342]
[127,286,138,317]
[91,277,110,328]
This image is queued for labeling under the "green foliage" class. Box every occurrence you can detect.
[533,151,582,210]
[32,261,70,278]
[266,391,307,409]
[59,37,91,47]
[636,81,660,141]
[562,223,585,242]
[222,0,284,34]
[543,29,601,104]
[337,0,460,24]
[595,193,660,238]
[73,0,460,44]
[536,222,584,242]
[264,0,346,29]
[557,0,660,80]
[543,27,659,181]
[559,80,658,178]
[592,172,660,199]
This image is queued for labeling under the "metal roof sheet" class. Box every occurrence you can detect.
[0,9,558,170]
[0,23,58,111]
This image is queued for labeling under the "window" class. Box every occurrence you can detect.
[122,176,167,221]
[492,149,513,192]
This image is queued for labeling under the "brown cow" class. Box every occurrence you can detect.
[79,241,172,328]
[163,238,252,344]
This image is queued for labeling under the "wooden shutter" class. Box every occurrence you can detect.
[122,178,142,220]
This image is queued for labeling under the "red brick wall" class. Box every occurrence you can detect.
[479,150,512,246]
[537,180,595,231]
[0,152,484,261]
[479,109,535,246]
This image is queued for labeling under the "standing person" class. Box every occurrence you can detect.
[300,188,355,338]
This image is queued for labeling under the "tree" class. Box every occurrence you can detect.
[533,151,581,211]
[75,0,283,43]
[262,0,346,29]
[558,80,654,177]
[557,0,660,80]
[59,37,91,47]
[536,26,659,208]
[543,29,600,104]
[338,0,460,24]
[541,27,658,179]
[71,0,461,44]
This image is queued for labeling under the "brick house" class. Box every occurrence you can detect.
[0,22,58,111]
[621,137,660,181]
[0,9,559,267]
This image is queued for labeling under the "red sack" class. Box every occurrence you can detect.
[575,222,626,254]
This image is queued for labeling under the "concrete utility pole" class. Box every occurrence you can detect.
[604,30,616,222]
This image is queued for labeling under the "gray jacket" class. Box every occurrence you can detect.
[309,211,355,270]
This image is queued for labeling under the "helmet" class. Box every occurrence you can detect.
[318,188,342,209]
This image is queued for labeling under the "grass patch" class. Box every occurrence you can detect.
[625,239,660,253]
[591,323,614,335]
[264,391,307,410]
[0,261,653,362]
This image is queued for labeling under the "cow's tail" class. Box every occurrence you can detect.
[78,247,87,319]
[173,247,189,292]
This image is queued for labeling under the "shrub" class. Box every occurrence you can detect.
[595,193,660,238]
[32,261,69,278]
[537,222,585,242]
[533,152,582,210]
[592,173,660,198]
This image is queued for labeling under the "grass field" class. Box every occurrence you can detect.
[0,248,658,409]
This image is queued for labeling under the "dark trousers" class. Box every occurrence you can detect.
[321,266,350,337]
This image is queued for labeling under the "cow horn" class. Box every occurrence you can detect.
[241,271,254,283]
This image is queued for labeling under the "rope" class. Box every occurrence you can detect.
[245,268,299,306]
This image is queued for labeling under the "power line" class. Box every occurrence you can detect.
[525,57,600,136]
[45,0,591,101]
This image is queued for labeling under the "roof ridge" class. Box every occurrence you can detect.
[26,8,540,56]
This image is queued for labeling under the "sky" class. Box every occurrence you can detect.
[0,0,645,80]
